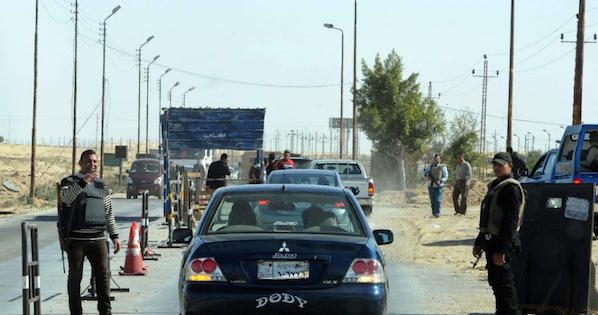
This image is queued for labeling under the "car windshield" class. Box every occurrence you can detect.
[206,192,363,236]
[130,161,160,174]
[314,163,362,175]
[268,173,337,186]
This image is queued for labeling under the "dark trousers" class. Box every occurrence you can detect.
[452,179,469,214]
[67,239,112,315]
[485,250,518,315]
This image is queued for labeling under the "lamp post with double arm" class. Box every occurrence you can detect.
[137,35,154,154]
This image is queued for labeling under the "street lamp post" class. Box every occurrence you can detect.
[513,133,521,153]
[145,55,159,154]
[527,132,535,152]
[137,35,154,155]
[100,5,121,178]
[158,68,171,152]
[182,86,195,107]
[542,129,551,150]
[168,81,180,107]
[324,23,344,159]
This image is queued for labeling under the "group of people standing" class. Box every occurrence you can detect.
[424,148,527,315]
[423,151,471,218]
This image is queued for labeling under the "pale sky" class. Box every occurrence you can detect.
[2,0,598,155]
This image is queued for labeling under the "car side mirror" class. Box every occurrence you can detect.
[373,229,393,245]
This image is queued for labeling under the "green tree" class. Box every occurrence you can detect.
[357,50,445,190]
[442,112,479,176]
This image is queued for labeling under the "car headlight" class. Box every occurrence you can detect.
[342,258,385,284]
[186,257,227,282]
[154,177,162,184]
[127,177,133,184]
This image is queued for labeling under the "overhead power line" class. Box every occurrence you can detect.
[442,105,565,126]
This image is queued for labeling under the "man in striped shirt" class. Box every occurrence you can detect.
[59,149,120,315]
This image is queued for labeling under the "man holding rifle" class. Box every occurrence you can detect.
[423,153,448,218]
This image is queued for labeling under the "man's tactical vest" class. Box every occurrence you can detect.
[61,174,107,232]
[480,177,526,236]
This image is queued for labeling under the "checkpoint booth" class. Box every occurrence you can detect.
[160,108,265,228]
[515,183,595,314]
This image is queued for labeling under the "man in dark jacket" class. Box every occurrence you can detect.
[507,147,527,179]
[473,152,524,315]
[266,152,276,176]
[207,153,230,190]
[59,149,121,315]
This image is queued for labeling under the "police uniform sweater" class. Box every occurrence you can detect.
[59,175,118,241]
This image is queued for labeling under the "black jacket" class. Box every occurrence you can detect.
[207,160,230,190]
[476,176,522,254]
[510,152,527,179]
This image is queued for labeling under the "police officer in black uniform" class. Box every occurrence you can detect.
[59,150,121,315]
[473,152,525,315]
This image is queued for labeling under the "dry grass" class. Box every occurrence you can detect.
[0,143,131,214]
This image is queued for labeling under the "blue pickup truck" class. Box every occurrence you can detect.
[550,124,598,201]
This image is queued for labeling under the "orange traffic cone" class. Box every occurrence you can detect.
[119,222,147,276]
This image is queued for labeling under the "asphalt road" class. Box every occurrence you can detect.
[0,201,492,314]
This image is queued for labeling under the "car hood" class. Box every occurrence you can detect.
[200,233,367,288]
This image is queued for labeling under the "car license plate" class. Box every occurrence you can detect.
[257,261,309,280]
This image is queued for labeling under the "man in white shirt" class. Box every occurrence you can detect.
[452,152,472,215]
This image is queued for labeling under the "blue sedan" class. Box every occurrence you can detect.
[178,184,393,315]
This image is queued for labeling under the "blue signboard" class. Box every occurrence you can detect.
[163,108,265,150]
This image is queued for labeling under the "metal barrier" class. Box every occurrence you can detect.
[140,191,160,260]
[21,222,40,315]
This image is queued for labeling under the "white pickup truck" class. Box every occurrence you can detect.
[308,159,374,215]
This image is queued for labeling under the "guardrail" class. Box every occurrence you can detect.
[21,222,41,315]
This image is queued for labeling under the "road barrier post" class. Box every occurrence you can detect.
[22,222,41,315]
[140,191,160,260]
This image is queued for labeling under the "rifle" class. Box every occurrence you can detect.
[472,249,484,269]
[56,183,66,273]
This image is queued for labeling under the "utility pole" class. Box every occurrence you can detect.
[573,0,585,125]
[274,129,281,152]
[428,81,433,101]
[506,0,515,149]
[72,0,78,175]
[493,130,498,154]
[322,134,327,155]
[561,0,595,125]
[329,129,333,155]
[352,0,358,160]
[473,55,499,178]
[29,0,39,204]
[95,113,99,151]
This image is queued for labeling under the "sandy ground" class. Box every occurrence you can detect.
[373,188,598,313]
[0,144,130,214]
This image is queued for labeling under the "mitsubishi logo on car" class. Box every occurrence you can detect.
[278,242,290,253]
